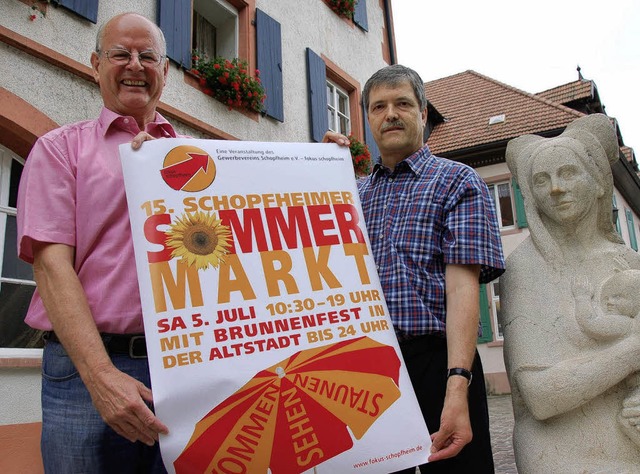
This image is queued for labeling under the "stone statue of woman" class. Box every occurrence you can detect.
[501,113,640,473]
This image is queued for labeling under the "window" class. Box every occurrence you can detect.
[192,0,239,60]
[487,181,516,230]
[322,0,369,31]
[159,0,254,70]
[306,49,364,145]
[490,279,503,340]
[327,80,350,136]
[0,146,40,349]
[160,0,285,121]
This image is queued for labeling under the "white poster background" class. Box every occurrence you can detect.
[120,139,430,473]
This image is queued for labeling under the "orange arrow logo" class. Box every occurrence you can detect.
[161,146,216,192]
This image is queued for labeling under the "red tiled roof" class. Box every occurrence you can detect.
[424,70,584,155]
[535,80,593,105]
[621,145,635,163]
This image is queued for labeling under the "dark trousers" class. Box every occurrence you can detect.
[393,335,495,474]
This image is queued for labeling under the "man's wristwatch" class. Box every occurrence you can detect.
[447,367,473,386]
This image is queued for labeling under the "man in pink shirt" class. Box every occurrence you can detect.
[17,12,174,472]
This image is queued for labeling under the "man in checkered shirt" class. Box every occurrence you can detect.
[325,64,505,473]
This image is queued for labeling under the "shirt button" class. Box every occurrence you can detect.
[123,118,129,124]
[388,177,394,183]
[379,234,384,239]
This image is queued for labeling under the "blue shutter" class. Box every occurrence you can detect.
[158,0,192,68]
[306,48,328,142]
[477,284,493,344]
[256,9,284,122]
[512,177,528,228]
[353,0,368,31]
[626,208,638,251]
[362,106,380,163]
[56,0,98,23]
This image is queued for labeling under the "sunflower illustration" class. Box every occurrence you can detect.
[165,211,232,270]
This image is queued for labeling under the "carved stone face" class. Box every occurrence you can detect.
[530,146,602,226]
[600,271,640,317]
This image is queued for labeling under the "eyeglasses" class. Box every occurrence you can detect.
[101,48,165,67]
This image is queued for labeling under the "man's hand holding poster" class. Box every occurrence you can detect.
[120,139,429,473]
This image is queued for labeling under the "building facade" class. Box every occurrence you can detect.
[425,70,640,395]
[0,1,395,470]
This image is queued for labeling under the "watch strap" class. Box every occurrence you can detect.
[447,367,473,386]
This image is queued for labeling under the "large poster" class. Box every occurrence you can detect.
[120,139,429,473]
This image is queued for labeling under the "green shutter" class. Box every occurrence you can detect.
[477,284,493,344]
[512,177,527,228]
[626,208,638,251]
[613,195,622,235]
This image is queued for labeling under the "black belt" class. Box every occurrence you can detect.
[45,331,147,359]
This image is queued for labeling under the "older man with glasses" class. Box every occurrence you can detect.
[17,12,178,473]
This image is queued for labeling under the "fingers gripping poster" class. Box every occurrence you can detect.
[120,139,430,473]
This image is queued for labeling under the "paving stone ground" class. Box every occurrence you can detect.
[488,395,518,473]
[413,395,517,473]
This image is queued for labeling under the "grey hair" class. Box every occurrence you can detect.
[95,12,167,56]
[362,64,427,112]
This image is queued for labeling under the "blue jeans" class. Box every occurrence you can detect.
[41,339,167,474]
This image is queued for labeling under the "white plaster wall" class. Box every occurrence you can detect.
[0,365,42,424]
[1,0,389,142]
[478,344,505,375]
[0,43,103,126]
[0,0,392,421]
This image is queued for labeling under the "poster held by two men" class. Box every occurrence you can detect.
[120,138,429,473]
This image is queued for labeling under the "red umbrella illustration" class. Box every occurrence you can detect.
[174,336,402,474]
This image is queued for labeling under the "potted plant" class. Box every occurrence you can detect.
[327,0,356,19]
[348,134,372,176]
[190,51,266,113]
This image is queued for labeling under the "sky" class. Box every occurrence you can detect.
[390,0,640,153]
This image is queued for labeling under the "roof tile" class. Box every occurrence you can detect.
[425,70,584,154]
[535,80,593,104]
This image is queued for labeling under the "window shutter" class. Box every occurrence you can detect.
[158,0,192,68]
[626,208,638,251]
[362,106,380,164]
[512,177,528,228]
[353,0,368,31]
[477,284,493,344]
[256,9,284,122]
[613,195,622,235]
[306,48,328,142]
[56,0,98,23]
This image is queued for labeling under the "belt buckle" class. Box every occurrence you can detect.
[129,335,147,359]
